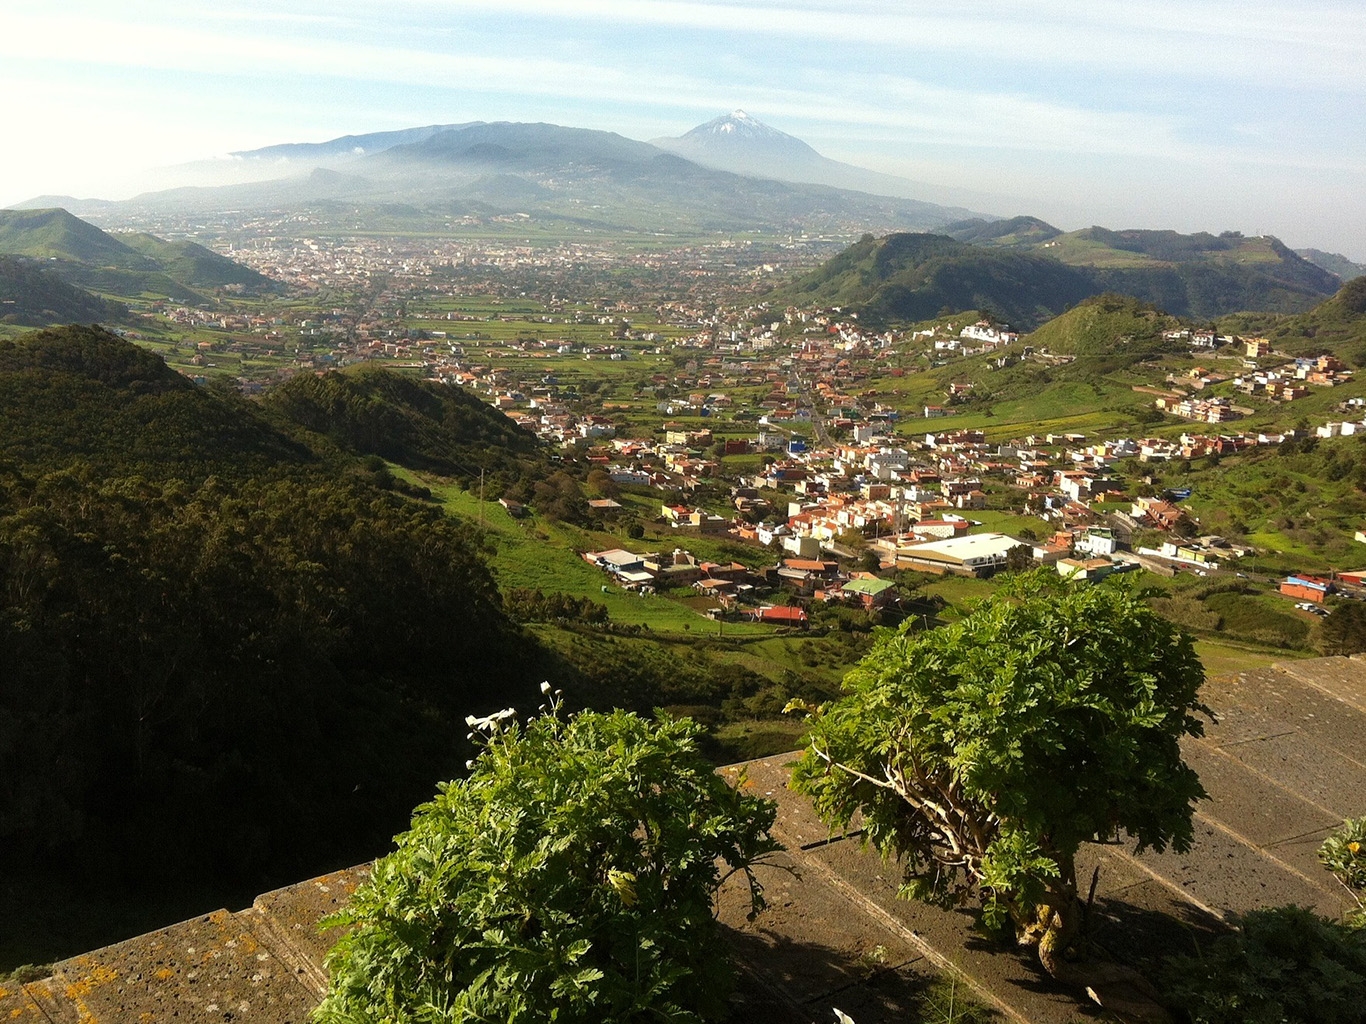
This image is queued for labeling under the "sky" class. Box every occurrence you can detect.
[2,0,1363,257]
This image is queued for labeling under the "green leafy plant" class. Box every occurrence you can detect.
[789,571,1210,985]
[1319,815,1366,924]
[1163,905,1366,1024]
[313,693,780,1023]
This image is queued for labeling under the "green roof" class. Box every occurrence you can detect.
[842,578,897,597]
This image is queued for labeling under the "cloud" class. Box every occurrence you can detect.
[364,0,1366,84]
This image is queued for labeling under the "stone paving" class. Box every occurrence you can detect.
[3,656,1364,1024]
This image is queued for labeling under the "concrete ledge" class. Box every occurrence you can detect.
[8,656,1365,1024]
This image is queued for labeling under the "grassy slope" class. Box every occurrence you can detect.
[1219,276,1366,362]
[117,232,274,291]
[0,208,149,267]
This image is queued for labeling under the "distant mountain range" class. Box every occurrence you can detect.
[773,224,1344,328]
[0,207,275,306]
[16,117,985,237]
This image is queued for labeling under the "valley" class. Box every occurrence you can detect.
[3,134,1365,972]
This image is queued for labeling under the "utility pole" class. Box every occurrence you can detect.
[479,468,485,527]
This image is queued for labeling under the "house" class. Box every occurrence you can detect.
[894,532,1024,576]
[1279,575,1335,603]
[1074,527,1118,557]
[840,577,898,610]
[751,605,809,626]
[1057,557,1120,582]
[586,549,648,576]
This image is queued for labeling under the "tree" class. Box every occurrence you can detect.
[1004,542,1035,572]
[789,572,1209,990]
[837,526,868,551]
[314,699,780,1024]
[1319,602,1366,656]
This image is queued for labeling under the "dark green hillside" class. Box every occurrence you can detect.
[0,324,311,476]
[0,326,548,964]
[1091,246,1336,320]
[1297,248,1366,282]
[116,232,276,292]
[1019,225,1336,317]
[0,257,126,326]
[774,232,1096,329]
[265,366,546,487]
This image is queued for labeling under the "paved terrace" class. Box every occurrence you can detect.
[3,656,1364,1024]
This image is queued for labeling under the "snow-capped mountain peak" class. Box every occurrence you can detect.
[685,110,795,143]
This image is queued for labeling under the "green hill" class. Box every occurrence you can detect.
[1025,293,1180,359]
[265,366,546,488]
[943,215,1063,247]
[0,208,276,302]
[116,232,276,291]
[0,207,151,267]
[1294,249,1366,282]
[988,223,1337,317]
[0,326,546,945]
[0,256,126,326]
[1218,275,1366,363]
[773,232,1096,329]
[774,227,1340,328]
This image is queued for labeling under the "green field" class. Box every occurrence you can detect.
[420,475,774,636]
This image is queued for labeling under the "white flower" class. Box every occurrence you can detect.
[464,708,517,733]
[465,759,475,770]
[540,680,553,695]
[833,1010,856,1024]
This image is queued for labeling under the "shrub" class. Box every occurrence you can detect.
[313,698,780,1023]
[1163,905,1366,1023]
[1319,816,1366,925]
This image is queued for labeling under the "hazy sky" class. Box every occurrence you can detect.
[3,0,1363,257]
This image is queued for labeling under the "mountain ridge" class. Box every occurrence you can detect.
[10,120,980,236]
[771,228,1342,329]
[653,110,999,213]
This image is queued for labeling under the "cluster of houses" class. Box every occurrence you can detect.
[581,545,899,625]
[1155,395,1244,423]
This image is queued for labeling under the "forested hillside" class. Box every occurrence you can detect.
[1217,275,1366,363]
[0,256,126,326]
[774,232,1096,329]
[0,326,546,954]
[265,366,546,487]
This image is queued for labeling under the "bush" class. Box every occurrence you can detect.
[314,700,780,1024]
[1163,905,1366,1023]
[1319,816,1366,925]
